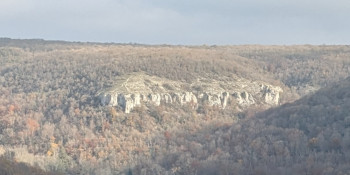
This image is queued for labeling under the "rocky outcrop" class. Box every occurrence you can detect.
[100,88,283,113]
[117,94,134,114]
[260,85,283,105]
[101,92,199,113]
[162,93,173,104]
[149,94,161,106]
[198,92,230,108]
[221,92,230,109]
[98,72,283,113]
[173,92,197,105]
[233,91,255,106]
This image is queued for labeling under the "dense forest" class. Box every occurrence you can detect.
[0,156,62,175]
[1,38,350,174]
[132,77,350,175]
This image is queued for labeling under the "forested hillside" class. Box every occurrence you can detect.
[0,38,350,174]
[132,77,350,175]
[0,155,62,175]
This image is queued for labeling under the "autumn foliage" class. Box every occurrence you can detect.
[27,118,40,134]
[1,39,350,174]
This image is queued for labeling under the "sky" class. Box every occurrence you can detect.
[1,0,349,45]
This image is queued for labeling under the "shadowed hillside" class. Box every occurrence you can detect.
[0,156,62,175]
[132,77,350,174]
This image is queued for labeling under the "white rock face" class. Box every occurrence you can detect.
[100,87,283,113]
[98,73,284,113]
[162,93,173,104]
[132,94,141,106]
[100,92,199,113]
[182,92,197,105]
[199,92,229,108]
[149,94,161,106]
[221,92,230,109]
[172,93,182,104]
[140,94,148,102]
[207,93,222,106]
[233,91,255,106]
[260,85,283,105]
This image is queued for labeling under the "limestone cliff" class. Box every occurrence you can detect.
[98,72,283,113]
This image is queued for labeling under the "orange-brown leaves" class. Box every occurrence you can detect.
[74,108,80,115]
[109,107,118,118]
[8,105,15,113]
[26,118,40,133]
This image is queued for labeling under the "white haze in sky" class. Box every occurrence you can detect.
[0,0,349,45]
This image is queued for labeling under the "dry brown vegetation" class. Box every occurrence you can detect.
[1,38,350,174]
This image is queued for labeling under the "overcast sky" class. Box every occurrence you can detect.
[1,0,349,45]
